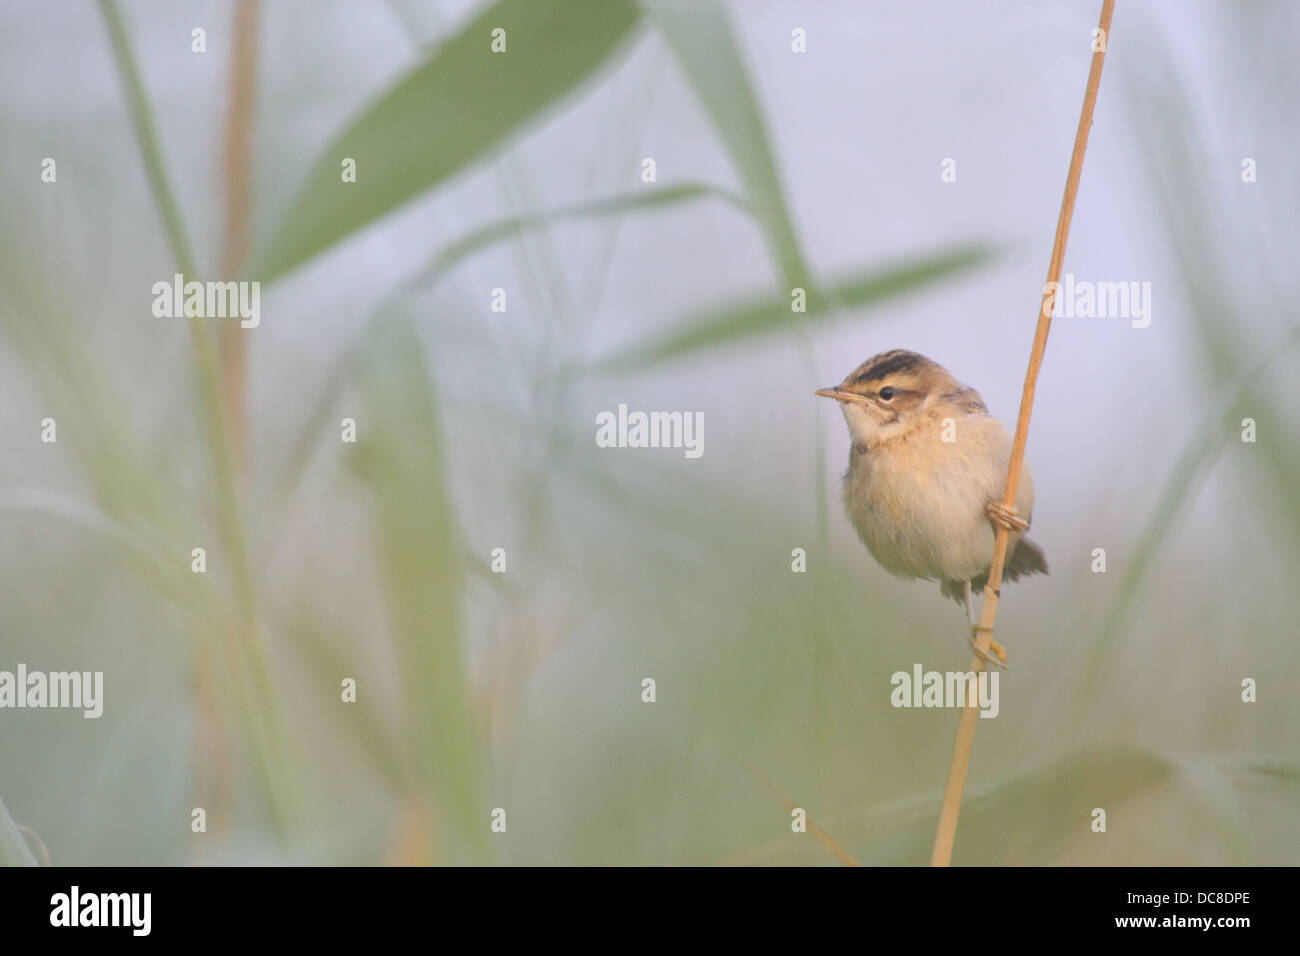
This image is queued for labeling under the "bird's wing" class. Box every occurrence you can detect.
[944,385,988,415]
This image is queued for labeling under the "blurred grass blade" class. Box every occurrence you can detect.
[274,604,411,792]
[639,0,836,718]
[412,182,746,288]
[100,0,252,611]
[860,746,1176,865]
[590,243,996,373]
[353,319,485,863]
[850,749,1300,865]
[1068,325,1300,716]
[0,490,192,602]
[641,0,808,287]
[98,0,198,276]
[0,263,205,608]
[1130,68,1300,550]
[253,0,642,283]
[0,795,38,867]
[268,183,737,508]
[1174,758,1254,864]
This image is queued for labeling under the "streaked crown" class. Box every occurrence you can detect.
[838,349,987,413]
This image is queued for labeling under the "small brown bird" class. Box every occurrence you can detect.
[817,349,1047,665]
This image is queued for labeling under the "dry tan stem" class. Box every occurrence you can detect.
[930,0,1115,867]
[218,0,259,470]
[194,0,259,846]
[740,757,861,866]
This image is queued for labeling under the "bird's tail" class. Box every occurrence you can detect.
[1004,536,1049,582]
[942,537,1049,605]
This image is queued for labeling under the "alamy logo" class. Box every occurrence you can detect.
[50,886,151,936]
[152,273,260,328]
[0,664,103,718]
[595,404,703,459]
[1043,272,1152,328]
[891,663,999,718]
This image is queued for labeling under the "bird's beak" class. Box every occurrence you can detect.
[815,387,869,405]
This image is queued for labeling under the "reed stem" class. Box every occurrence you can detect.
[930,0,1115,867]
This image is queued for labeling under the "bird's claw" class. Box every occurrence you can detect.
[986,500,1029,533]
[969,626,1011,669]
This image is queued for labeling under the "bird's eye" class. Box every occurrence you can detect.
[878,386,895,401]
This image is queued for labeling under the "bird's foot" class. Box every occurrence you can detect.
[986,500,1029,533]
[969,625,1010,669]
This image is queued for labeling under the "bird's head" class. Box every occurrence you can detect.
[816,349,968,446]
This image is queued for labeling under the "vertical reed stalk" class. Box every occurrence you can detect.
[98,0,297,837]
[219,0,259,470]
[194,0,260,841]
[930,0,1115,867]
